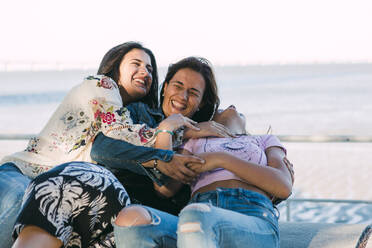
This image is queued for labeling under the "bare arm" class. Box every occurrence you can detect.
[141,114,204,184]
[152,148,195,198]
[188,146,293,199]
[183,121,235,139]
[141,114,204,196]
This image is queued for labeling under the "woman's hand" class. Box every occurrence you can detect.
[271,156,294,204]
[186,152,227,174]
[183,121,235,139]
[158,114,200,132]
[156,153,205,184]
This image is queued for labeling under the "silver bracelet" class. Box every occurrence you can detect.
[153,159,158,169]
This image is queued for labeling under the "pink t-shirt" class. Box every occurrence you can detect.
[181,134,286,194]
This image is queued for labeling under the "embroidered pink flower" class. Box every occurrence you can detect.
[139,126,153,143]
[102,112,116,124]
[91,99,98,105]
[94,110,102,120]
[99,77,113,89]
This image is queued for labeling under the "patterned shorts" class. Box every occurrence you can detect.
[13,162,130,248]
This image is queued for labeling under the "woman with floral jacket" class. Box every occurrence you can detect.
[0,42,206,248]
[11,56,233,247]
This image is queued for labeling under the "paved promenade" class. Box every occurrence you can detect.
[279,142,372,224]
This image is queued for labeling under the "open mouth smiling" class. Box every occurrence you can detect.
[171,100,187,111]
[133,78,147,89]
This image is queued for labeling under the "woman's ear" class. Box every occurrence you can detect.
[162,82,169,96]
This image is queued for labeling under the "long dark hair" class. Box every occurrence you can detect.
[160,57,219,122]
[97,41,159,109]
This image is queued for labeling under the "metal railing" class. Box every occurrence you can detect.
[277,135,372,143]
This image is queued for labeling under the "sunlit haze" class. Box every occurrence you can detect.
[1,0,372,70]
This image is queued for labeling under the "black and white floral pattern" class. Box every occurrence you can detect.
[13,162,130,248]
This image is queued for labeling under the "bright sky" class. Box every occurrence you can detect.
[1,0,372,68]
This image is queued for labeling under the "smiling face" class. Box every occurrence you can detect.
[213,105,246,135]
[117,48,153,104]
[162,68,206,118]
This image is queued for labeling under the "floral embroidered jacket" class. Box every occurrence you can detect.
[91,101,176,186]
[0,75,159,178]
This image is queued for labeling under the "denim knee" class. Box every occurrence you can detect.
[178,203,215,248]
[0,163,31,248]
[178,203,212,224]
[114,205,177,248]
[0,163,30,214]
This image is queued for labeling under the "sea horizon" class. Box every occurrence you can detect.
[1,63,371,136]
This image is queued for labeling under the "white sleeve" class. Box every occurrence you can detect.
[82,75,157,147]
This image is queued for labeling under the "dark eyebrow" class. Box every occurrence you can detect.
[131,58,142,63]
[190,87,202,95]
[170,80,184,86]
[131,58,153,69]
[187,83,202,94]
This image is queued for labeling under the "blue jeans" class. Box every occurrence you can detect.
[178,188,279,248]
[114,205,178,248]
[114,188,279,248]
[0,163,31,248]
